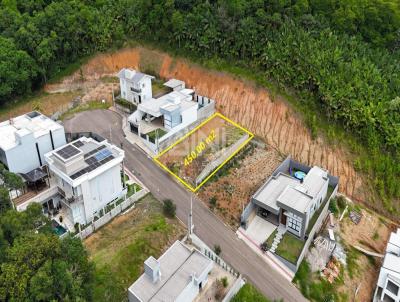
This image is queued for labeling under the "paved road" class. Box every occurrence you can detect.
[64,109,307,302]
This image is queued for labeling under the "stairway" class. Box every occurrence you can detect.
[270,225,286,253]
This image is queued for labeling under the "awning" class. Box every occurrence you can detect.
[21,168,47,183]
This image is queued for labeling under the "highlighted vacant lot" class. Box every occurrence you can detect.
[154,113,254,191]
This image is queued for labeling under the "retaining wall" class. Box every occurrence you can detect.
[75,189,147,240]
[195,134,249,185]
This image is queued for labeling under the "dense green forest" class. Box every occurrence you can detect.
[0,0,399,211]
[0,209,94,301]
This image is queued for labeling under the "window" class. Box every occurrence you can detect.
[287,217,302,232]
[383,294,395,302]
[386,280,399,296]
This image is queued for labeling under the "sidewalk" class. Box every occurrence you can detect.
[236,228,295,281]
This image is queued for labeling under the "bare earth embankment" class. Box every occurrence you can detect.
[45,47,372,206]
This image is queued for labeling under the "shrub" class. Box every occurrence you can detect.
[214,244,222,256]
[209,196,217,209]
[329,198,338,215]
[221,276,228,288]
[163,199,176,218]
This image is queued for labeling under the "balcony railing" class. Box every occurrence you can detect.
[58,187,83,204]
[130,87,141,93]
[66,195,83,204]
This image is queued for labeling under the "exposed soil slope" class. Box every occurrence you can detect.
[45,47,369,202]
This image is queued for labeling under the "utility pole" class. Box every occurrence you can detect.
[112,83,115,108]
[188,197,193,238]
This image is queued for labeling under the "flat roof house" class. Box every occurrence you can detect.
[118,68,215,153]
[42,137,125,229]
[250,166,329,240]
[374,228,400,302]
[128,241,213,302]
[0,111,66,174]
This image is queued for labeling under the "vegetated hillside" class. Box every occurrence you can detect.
[1,1,399,213]
[48,47,369,205]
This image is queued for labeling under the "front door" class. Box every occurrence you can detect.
[280,210,287,225]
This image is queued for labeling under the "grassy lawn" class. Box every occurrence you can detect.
[231,284,271,302]
[127,183,142,197]
[60,100,111,120]
[293,260,346,302]
[152,79,170,97]
[275,233,305,264]
[84,194,185,301]
[0,91,80,122]
[147,128,167,140]
[264,229,277,249]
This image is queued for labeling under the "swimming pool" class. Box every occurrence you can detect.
[52,219,67,237]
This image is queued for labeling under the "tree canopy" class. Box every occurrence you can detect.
[0,203,94,301]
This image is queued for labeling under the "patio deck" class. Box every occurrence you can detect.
[138,119,166,135]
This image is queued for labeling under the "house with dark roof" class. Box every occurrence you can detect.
[244,165,330,240]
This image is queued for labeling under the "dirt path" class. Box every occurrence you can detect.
[45,46,369,202]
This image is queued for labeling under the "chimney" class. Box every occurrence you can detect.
[144,256,161,283]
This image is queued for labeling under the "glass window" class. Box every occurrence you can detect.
[386,280,399,296]
[287,217,301,232]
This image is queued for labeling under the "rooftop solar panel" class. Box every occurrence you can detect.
[95,149,112,161]
[70,154,115,180]
[84,145,106,158]
[73,141,84,148]
[56,145,80,160]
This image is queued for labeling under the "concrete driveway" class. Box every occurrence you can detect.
[63,109,308,302]
[244,216,277,246]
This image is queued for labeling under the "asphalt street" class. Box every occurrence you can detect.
[64,109,308,302]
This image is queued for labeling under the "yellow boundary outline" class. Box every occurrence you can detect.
[153,112,254,192]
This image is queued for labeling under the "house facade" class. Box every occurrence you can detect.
[128,241,213,302]
[118,68,155,104]
[374,228,400,302]
[117,68,215,153]
[241,160,332,240]
[15,137,125,232]
[43,137,125,227]
[0,111,66,174]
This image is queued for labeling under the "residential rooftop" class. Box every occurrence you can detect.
[117,68,154,82]
[45,137,124,183]
[129,241,213,302]
[253,172,300,213]
[0,111,63,151]
[253,166,329,214]
[138,90,197,117]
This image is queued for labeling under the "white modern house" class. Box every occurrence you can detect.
[117,68,215,152]
[0,111,66,174]
[118,68,154,104]
[13,136,125,233]
[374,228,400,302]
[43,137,125,227]
[128,240,213,302]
